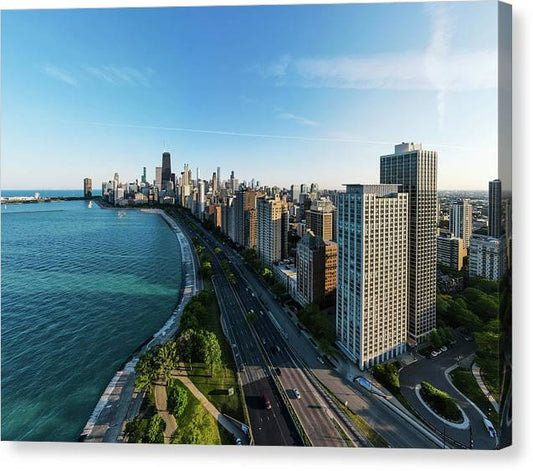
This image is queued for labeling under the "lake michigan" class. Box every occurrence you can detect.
[1,198,183,441]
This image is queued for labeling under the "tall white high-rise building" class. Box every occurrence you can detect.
[336,184,409,370]
[380,142,438,343]
[450,199,473,247]
[198,180,206,219]
[256,196,284,267]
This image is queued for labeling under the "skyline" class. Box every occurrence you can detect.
[2,2,498,190]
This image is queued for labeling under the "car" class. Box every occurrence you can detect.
[464,335,473,342]
[263,395,272,410]
[483,418,496,438]
[239,364,245,372]
[431,350,440,358]
[270,345,281,354]
[275,367,282,376]
[235,437,243,445]
[440,346,448,352]
[293,388,301,399]
[317,356,325,364]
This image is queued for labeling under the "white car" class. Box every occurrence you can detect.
[441,346,448,352]
[483,418,496,438]
[431,351,440,358]
[293,388,301,399]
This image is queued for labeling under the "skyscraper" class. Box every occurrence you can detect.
[305,198,335,242]
[450,199,473,247]
[489,179,502,237]
[83,178,92,198]
[256,196,284,267]
[162,151,172,186]
[336,184,409,369]
[296,230,337,307]
[235,188,257,249]
[155,167,162,191]
[380,142,438,343]
[141,167,147,185]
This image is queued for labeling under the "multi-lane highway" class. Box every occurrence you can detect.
[175,208,442,449]
[168,208,301,446]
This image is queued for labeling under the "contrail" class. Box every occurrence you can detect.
[71,120,491,151]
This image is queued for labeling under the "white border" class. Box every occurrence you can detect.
[0,1,531,471]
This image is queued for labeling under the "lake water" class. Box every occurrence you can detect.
[1,200,182,441]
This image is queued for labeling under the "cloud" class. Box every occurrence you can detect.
[276,112,319,127]
[83,65,154,87]
[41,64,155,87]
[250,5,497,128]
[42,64,79,87]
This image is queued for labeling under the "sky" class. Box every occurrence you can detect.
[1,1,500,191]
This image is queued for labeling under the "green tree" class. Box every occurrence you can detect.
[199,330,222,376]
[167,381,189,419]
[178,328,197,369]
[134,351,158,391]
[155,340,179,385]
[147,414,165,443]
[430,328,443,349]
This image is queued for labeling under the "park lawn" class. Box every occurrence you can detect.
[450,367,499,427]
[170,387,221,445]
[188,277,245,423]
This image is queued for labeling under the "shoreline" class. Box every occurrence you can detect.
[80,207,200,442]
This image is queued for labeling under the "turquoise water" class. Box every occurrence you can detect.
[1,200,182,441]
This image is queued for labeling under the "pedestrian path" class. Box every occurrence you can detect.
[154,383,178,444]
[472,363,499,412]
[172,371,246,442]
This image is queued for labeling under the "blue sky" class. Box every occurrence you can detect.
[1,1,499,190]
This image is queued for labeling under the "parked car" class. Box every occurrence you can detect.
[263,395,272,410]
[431,350,440,358]
[317,356,325,365]
[235,437,243,445]
[275,367,282,376]
[293,388,301,399]
[440,346,448,352]
[239,363,245,372]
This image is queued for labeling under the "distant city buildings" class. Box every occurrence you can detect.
[380,142,438,344]
[437,230,467,271]
[336,184,409,370]
[450,199,473,248]
[83,178,92,198]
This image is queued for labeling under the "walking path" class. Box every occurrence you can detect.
[172,370,246,442]
[154,383,178,444]
[472,363,499,413]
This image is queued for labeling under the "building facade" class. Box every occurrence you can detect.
[256,196,284,267]
[469,234,506,281]
[336,184,409,370]
[450,199,473,248]
[305,198,335,242]
[489,179,502,238]
[380,142,438,343]
[437,230,467,271]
